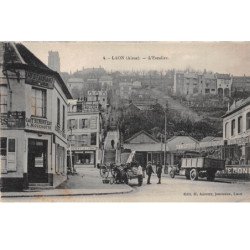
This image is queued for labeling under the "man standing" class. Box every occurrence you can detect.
[111,139,115,149]
[137,164,143,186]
[156,162,163,184]
[146,161,154,184]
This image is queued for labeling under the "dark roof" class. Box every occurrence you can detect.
[4,42,72,99]
[124,130,160,143]
[16,43,51,70]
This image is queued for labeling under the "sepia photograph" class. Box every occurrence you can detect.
[2,2,250,250]
[1,41,250,202]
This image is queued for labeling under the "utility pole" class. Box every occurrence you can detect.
[164,103,168,174]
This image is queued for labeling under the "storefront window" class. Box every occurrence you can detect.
[75,151,95,165]
[31,88,46,117]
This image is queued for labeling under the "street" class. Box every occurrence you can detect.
[3,172,250,202]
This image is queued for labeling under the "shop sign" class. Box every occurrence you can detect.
[35,156,44,168]
[26,71,54,89]
[71,146,96,151]
[25,117,52,130]
[228,136,250,146]
[0,111,25,128]
[217,165,250,176]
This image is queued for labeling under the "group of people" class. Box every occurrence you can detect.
[137,161,163,186]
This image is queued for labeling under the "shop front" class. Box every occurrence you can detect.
[69,146,97,170]
[28,139,48,183]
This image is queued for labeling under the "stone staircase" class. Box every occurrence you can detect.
[103,149,116,164]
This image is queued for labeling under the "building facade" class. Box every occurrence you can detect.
[232,76,250,92]
[0,42,72,191]
[222,98,250,165]
[87,90,107,109]
[216,73,232,98]
[199,73,217,95]
[67,99,103,170]
[173,71,231,98]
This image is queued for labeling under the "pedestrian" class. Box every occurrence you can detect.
[137,164,143,186]
[156,161,163,184]
[146,161,154,184]
[111,139,115,149]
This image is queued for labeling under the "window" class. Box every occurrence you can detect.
[225,122,229,138]
[79,119,89,129]
[238,116,242,134]
[78,134,89,146]
[0,85,8,113]
[62,105,65,131]
[31,88,46,117]
[247,112,250,130]
[231,119,235,136]
[68,119,78,129]
[0,137,7,156]
[91,133,97,145]
[8,139,15,152]
[57,98,60,126]
[0,137,16,172]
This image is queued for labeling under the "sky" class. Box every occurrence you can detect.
[23,42,250,75]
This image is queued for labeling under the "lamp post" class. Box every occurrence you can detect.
[69,126,74,174]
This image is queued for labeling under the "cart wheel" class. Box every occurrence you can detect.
[123,174,129,185]
[190,169,198,181]
[100,166,109,178]
[169,169,175,178]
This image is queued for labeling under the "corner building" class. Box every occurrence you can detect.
[0,42,72,190]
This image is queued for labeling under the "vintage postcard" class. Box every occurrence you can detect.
[1,41,250,202]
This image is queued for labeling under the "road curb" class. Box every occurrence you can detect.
[1,186,133,199]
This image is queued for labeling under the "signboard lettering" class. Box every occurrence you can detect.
[0,111,25,128]
[25,117,52,130]
[26,71,54,89]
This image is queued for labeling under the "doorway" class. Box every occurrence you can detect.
[28,139,48,183]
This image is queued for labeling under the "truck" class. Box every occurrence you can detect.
[169,151,225,181]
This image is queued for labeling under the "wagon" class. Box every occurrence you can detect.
[170,154,225,181]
